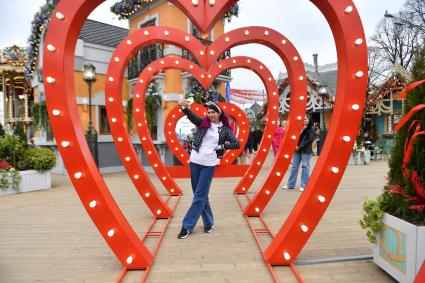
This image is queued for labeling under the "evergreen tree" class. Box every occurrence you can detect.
[386,46,425,225]
[13,121,27,142]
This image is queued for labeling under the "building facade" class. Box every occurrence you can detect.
[31,0,235,173]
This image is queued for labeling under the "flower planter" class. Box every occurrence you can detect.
[0,170,52,196]
[374,213,425,283]
[348,150,371,165]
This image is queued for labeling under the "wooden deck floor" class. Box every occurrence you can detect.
[0,155,396,283]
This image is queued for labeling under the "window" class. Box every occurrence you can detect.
[99,106,110,135]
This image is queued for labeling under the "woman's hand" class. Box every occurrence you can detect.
[178,99,190,109]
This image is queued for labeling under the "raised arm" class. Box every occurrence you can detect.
[178,99,203,126]
[182,107,203,127]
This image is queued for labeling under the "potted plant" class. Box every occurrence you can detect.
[0,134,56,195]
[360,48,425,283]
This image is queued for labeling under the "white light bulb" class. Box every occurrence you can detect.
[344,6,353,14]
[355,71,364,78]
[301,224,309,232]
[55,12,65,20]
[126,256,133,264]
[283,252,291,260]
[318,195,326,203]
[52,109,61,116]
[343,136,351,142]
[74,172,83,179]
[46,77,56,84]
[89,200,97,208]
[46,44,56,52]
[107,229,115,237]
[61,141,70,148]
[354,38,363,46]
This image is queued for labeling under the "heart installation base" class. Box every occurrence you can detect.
[42,0,375,282]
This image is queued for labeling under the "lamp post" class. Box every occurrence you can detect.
[83,63,98,166]
[384,10,425,33]
[317,84,328,155]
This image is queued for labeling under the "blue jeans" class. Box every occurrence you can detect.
[287,152,311,188]
[182,162,216,231]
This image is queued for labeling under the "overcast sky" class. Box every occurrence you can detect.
[0,0,406,89]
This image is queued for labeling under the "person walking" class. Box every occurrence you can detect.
[177,99,240,239]
[282,114,316,192]
[272,120,286,156]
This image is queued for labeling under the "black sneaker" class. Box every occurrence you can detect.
[204,225,215,233]
[177,228,191,239]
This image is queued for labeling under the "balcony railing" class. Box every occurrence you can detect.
[182,36,232,77]
[182,48,232,77]
[128,44,164,80]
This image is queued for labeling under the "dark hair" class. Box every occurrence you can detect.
[304,113,313,129]
[200,105,232,130]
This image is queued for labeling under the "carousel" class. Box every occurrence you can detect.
[0,45,33,133]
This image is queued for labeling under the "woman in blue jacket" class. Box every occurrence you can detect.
[177,99,240,239]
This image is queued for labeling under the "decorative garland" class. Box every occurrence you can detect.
[25,0,237,82]
[278,76,335,107]
[31,101,51,134]
[126,89,164,133]
[24,3,55,81]
[366,71,408,111]
[111,0,239,21]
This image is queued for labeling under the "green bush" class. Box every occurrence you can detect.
[20,147,56,172]
[13,121,27,142]
[360,197,384,243]
[0,135,27,168]
[0,169,21,191]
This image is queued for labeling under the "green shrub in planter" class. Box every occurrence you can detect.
[0,135,27,168]
[20,148,56,172]
[360,196,384,243]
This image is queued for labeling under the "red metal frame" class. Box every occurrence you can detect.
[263,0,368,265]
[43,0,368,276]
[200,27,308,194]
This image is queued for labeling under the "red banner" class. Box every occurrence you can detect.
[230,89,266,104]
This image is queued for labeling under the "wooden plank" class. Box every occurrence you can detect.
[0,155,395,282]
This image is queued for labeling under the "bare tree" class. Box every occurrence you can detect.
[370,17,422,71]
[368,46,392,90]
[403,0,425,30]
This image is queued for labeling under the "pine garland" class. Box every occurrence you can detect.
[24,3,55,81]
[111,0,239,21]
[366,71,408,112]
